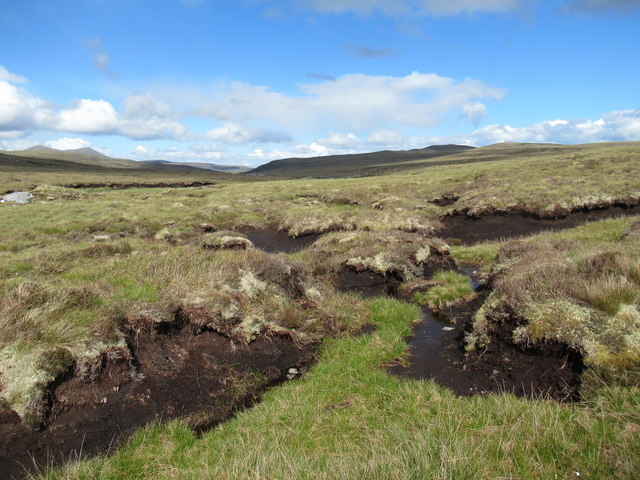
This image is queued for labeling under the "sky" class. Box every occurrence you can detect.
[1,0,639,167]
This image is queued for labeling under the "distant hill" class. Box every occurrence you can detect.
[143,160,251,174]
[247,144,476,178]
[0,146,248,174]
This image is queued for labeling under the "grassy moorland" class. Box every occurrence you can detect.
[0,141,639,479]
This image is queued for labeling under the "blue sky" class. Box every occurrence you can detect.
[1,0,639,166]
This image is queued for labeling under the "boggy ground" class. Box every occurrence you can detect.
[438,203,640,244]
[0,317,312,480]
[243,214,612,403]
[242,226,319,254]
[389,293,584,401]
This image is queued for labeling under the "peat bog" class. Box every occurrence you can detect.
[0,197,638,479]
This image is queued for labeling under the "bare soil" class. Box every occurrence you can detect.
[243,227,320,253]
[438,204,640,245]
[0,321,312,479]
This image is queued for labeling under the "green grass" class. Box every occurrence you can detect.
[41,298,640,480]
[413,270,476,309]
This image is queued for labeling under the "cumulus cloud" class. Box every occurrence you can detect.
[469,109,640,144]
[209,72,504,132]
[204,122,292,144]
[45,137,92,150]
[0,70,190,141]
[297,0,520,17]
[0,74,53,136]
[343,44,397,58]
[58,99,119,133]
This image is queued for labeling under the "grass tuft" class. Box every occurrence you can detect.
[413,270,475,310]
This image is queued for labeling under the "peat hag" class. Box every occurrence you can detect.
[0,319,312,480]
[438,203,640,245]
[242,227,320,254]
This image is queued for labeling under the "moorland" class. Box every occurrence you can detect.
[0,141,639,479]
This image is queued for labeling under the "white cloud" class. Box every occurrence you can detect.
[0,72,190,140]
[248,142,331,161]
[298,0,520,17]
[119,117,189,140]
[461,101,487,125]
[132,143,226,163]
[0,79,53,136]
[122,92,173,118]
[45,137,92,150]
[209,72,504,132]
[204,122,292,144]
[469,109,640,144]
[0,66,27,84]
[57,99,119,133]
[317,131,361,148]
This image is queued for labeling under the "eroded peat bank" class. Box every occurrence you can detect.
[0,313,312,479]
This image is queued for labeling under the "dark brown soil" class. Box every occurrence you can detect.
[242,227,320,253]
[334,267,402,297]
[65,181,217,189]
[389,293,584,401]
[0,323,312,479]
[438,205,640,245]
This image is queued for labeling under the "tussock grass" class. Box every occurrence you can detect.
[582,276,640,315]
[414,270,476,310]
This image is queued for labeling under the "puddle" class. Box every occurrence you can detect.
[334,267,401,298]
[390,286,583,401]
[243,227,319,254]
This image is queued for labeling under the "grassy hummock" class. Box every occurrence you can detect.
[413,270,476,310]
